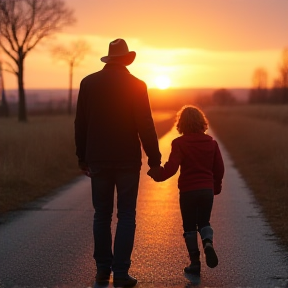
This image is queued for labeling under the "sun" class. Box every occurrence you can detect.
[154,75,171,89]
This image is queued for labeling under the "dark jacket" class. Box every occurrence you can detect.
[159,133,224,194]
[74,63,161,168]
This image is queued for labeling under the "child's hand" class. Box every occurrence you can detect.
[147,166,163,182]
[214,184,222,195]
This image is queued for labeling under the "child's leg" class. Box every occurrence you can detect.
[200,226,218,268]
[197,189,218,268]
[183,231,201,275]
[180,191,201,275]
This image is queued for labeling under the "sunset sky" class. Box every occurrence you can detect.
[3,0,288,89]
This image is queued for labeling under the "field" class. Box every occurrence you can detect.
[205,104,288,248]
[0,115,80,214]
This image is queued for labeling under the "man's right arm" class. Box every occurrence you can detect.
[74,80,87,166]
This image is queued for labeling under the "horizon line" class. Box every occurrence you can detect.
[4,86,252,91]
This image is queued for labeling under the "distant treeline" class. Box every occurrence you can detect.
[249,87,288,104]
[149,88,240,110]
[149,87,288,111]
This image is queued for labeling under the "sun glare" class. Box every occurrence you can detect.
[154,75,171,89]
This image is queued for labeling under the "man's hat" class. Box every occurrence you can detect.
[101,38,136,66]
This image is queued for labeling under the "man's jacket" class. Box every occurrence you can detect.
[74,63,161,168]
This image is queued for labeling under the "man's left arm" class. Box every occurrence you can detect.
[133,82,161,168]
[74,80,88,170]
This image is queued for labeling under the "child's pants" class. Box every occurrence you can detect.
[179,189,214,233]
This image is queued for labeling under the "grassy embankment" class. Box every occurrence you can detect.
[0,112,176,215]
[205,104,288,248]
[0,116,80,214]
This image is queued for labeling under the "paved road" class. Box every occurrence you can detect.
[0,128,288,288]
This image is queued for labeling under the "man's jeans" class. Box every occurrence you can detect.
[179,189,214,233]
[91,167,140,276]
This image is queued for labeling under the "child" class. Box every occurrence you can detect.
[148,105,224,277]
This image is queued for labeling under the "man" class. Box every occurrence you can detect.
[74,39,161,287]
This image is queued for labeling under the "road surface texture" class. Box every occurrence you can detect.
[0,127,288,288]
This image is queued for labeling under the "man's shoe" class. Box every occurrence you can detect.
[113,274,137,287]
[95,269,111,283]
[204,242,218,268]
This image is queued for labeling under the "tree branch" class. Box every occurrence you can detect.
[0,41,18,64]
[2,59,17,75]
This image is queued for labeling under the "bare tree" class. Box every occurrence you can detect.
[279,48,288,88]
[277,48,288,103]
[268,48,288,104]
[252,67,268,89]
[51,40,90,115]
[0,0,75,122]
[249,67,268,103]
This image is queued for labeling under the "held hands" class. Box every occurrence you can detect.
[147,166,164,182]
[78,161,92,178]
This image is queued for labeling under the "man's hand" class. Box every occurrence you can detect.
[147,166,164,182]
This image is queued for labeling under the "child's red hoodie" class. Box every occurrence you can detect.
[159,133,224,195]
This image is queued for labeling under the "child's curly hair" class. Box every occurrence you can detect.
[176,105,208,134]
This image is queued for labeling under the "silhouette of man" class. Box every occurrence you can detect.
[74,38,161,287]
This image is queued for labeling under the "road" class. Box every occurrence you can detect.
[0,128,288,288]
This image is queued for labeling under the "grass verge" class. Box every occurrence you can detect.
[0,115,80,214]
[205,104,288,249]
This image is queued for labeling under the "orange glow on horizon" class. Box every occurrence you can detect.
[2,41,281,90]
[1,34,284,90]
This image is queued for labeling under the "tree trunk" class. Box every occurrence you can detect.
[1,89,9,118]
[18,57,27,122]
[0,62,9,117]
[68,63,73,115]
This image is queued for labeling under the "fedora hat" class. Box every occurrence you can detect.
[101,38,136,66]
